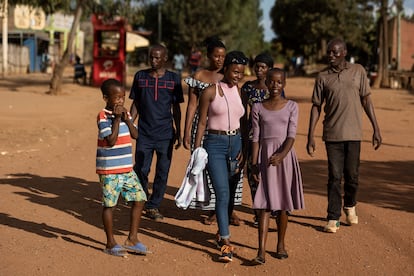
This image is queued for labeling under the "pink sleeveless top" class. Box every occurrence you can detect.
[207,82,245,131]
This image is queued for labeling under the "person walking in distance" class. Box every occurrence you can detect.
[173,51,186,79]
[188,46,202,74]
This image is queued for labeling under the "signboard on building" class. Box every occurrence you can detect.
[12,5,45,30]
[46,12,74,31]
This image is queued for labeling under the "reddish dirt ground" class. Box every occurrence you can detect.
[0,69,413,276]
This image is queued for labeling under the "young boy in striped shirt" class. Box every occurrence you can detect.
[96,79,148,257]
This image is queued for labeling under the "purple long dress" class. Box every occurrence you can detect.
[251,100,304,211]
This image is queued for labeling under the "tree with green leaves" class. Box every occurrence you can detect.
[270,0,377,65]
[143,0,265,59]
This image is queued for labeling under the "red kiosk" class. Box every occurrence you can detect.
[91,14,127,87]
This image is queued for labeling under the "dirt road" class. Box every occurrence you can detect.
[0,71,413,275]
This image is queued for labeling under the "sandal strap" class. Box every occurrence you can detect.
[220,245,234,256]
[218,245,234,262]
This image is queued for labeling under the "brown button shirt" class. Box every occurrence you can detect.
[311,62,370,141]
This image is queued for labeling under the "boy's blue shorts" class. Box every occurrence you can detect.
[99,171,147,207]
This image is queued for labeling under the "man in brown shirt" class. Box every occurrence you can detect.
[306,38,382,233]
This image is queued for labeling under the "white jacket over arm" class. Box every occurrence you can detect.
[175,147,209,209]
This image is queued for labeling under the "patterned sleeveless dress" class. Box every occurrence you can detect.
[241,81,269,199]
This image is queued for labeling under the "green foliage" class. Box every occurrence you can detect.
[142,0,265,58]
[8,0,72,14]
[271,0,377,65]
[91,0,145,25]
[8,0,145,25]
[228,0,265,57]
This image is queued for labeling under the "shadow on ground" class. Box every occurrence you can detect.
[1,156,413,256]
[1,73,77,93]
[0,174,221,260]
[300,159,414,213]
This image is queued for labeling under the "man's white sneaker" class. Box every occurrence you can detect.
[324,220,340,233]
[344,206,358,225]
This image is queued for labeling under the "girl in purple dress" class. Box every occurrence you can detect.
[250,68,304,264]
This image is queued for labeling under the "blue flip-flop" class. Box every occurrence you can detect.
[123,242,147,255]
[103,244,128,257]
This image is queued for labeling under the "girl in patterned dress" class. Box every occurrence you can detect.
[241,53,274,227]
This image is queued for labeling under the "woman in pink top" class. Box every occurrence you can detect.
[194,51,248,263]
[183,37,243,227]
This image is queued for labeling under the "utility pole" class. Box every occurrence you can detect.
[395,0,403,71]
[381,0,390,87]
[158,1,162,43]
[1,0,8,77]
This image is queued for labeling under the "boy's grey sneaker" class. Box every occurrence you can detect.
[145,208,164,221]
[324,220,340,233]
[344,206,358,225]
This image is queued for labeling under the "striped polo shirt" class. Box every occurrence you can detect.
[96,109,134,174]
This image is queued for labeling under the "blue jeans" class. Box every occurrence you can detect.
[204,133,241,239]
[325,141,360,220]
[134,136,173,209]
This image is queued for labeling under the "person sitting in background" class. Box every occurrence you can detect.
[74,55,87,85]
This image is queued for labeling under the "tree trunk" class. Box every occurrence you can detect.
[49,3,83,95]
[372,20,383,89]
[320,38,327,61]
[380,0,390,88]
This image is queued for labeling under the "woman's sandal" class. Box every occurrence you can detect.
[202,213,216,225]
[123,242,148,255]
[103,244,128,257]
[252,255,266,265]
[204,213,240,226]
[275,251,288,259]
[218,245,234,262]
[230,213,241,226]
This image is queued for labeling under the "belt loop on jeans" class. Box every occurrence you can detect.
[208,128,240,136]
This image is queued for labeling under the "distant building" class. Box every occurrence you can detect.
[388,17,414,71]
[0,4,84,73]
